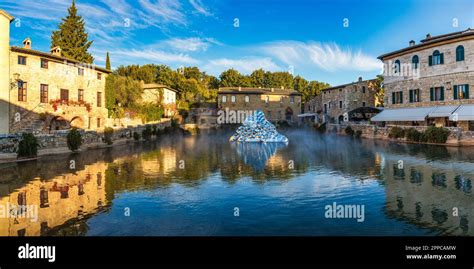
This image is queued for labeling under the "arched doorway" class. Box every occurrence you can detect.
[49,116,70,131]
[285,107,293,122]
[338,115,344,124]
[70,116,85,129]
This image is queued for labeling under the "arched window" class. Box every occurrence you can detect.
[244,95,249,103]
[393,60,401,74]
[231,95,236,103]
[430,50,443,65]
[456,45,465,62]
[222,96,227,103]
[412,55,419,69]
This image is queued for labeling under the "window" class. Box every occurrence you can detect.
[392,91,403,104]
[409,89,421,103]
[231,95,236,103]
[280,96,284,103]
[78,89,84,102]
[18,56,27,65]
[412,55,419,69]
[339,101,342,109]
[40,188,49,208]
[429,50,444,66]
[60,89,69,103]
[265,96,269,103]
[97,92,102,107]
[362,102,366,107]
[290,96,295,103]
[78,68,84,76]
[40,59,48,69]
[222,96,227,103]
[245,95,249,103]
[18,81,27,102]
[40,84,48,103]
[324,104,327,113]
[97,118,101,128]
[362,86,366,93]
[454,84,470,100]
[430,87,444,101]
[393,60,401,74]
[456,45,465,62]
[97,72,102,80]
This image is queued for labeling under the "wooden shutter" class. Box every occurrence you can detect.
[400,91,403,103]
[454,85,458,100]
[465,84,470,99]
[440,87,444,100]
[430,88,434,101]
[409,90,414,103]
[392,92,396,104]
[440,53,444,64]
[428,56,433,66]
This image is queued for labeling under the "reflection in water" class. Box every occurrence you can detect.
[231,142,287,171]
[0,129,473,236]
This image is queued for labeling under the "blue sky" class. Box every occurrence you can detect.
[1,0,473,85]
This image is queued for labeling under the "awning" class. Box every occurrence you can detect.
[297,113,317,117]
[449,105,474,121]
[371,107,434,122]
[428,105,460,118]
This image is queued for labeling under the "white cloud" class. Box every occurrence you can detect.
[260,41,383,72]
[138,0,186,26]
[189,0,213,16]
[203,57,281,75]
[162,37,220,52]
[103,49,200,65]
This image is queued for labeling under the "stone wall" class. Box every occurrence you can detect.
[0,119,172,154]
[328,123,474,146]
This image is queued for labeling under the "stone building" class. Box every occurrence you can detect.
[373,29,474,131]
[303,77,379,124]
[217,87,302,123]
[141,83,178,118]
[0,9,110,135]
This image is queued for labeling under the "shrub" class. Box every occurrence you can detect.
[152,125,158,136]
[389,127,405,139]
[405,128,422,142]
[17,133,38,159]
[142,125,153,140]
[171,119,179,128]
[67,128,82,151]
[133,132,141,141]
[104,127,114,145]
[344,126,355,136]
[355,130,362,139]
[423,126,450,143]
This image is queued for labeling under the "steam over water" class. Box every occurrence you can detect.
[0,129,473,236]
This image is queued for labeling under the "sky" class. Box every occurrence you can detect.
[1,0,473,86]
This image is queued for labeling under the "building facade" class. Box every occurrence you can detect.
[304,77,379,124]
[374,29,474,131]
[217,87,302,123]
[142,83,178,118]
[0,10,110,135]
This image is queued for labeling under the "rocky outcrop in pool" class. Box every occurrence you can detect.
[229,110,289,144]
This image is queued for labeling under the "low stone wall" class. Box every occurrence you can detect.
[328,123,474,146]
[0,119,172,154]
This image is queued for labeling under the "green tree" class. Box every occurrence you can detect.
[368,74,384,107]
[219,69,245,87]
[250,69,265,88]
[105,52,111,70]
[51,0,94,63]
[293,76,309,93]
[264,71,294,89]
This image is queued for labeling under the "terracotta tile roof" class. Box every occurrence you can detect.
[218,87,302,96]
[142,83,179,92]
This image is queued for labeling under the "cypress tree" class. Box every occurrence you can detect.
[51,0,94,63]
[106,52,111,70]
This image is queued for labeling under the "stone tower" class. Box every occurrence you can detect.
[0,10,13,134]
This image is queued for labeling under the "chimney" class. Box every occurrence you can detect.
[22,37,32,49]
[409,40,415,47]
[426,33,431,39]
[50,46,61,57]
[358,76,363,82]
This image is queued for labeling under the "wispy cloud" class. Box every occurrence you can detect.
[189,0,213,17]
[203,57,282,75]
[94,48,200,67]
[161,37,221,52]
[260,41,383,72]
